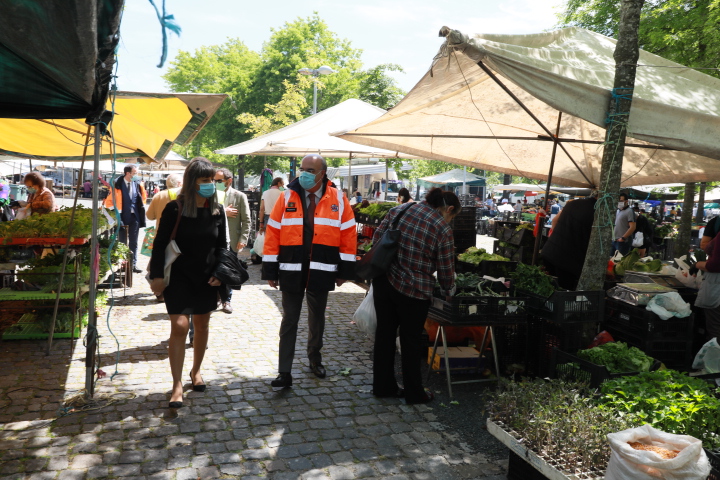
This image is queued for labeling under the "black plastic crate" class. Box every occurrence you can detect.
[522,290,605,324]
[532,317,600,377]
[493,323,535,377]
[604,298,694,341]
[507,450,546,480]
[707,449,720,480]
[428,294,528,326]
[601,323,693,370]
[551,348,661,389]
[454,259,518,278]
[454,231,476,253]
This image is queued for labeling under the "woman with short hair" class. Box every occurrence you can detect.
[22,172,55,215]
[149,157,227,409]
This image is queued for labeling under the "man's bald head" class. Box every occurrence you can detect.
[301,154,327,172]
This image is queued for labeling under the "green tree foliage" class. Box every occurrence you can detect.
[248,13,363,115]
[164,14,407,175]
[163,39,261,164]
[558,0,720,77]
[357,64,406,110]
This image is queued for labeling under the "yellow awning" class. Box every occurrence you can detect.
[0,92,226,162]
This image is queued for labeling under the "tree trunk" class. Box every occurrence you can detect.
[577,0,645,291]
[674,182,696,258]
[237,155,245,190]
[695,182,706,224]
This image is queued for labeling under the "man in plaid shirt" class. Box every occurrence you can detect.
[371,189,459,404]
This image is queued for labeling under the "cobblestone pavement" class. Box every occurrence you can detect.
[0,237,508,480]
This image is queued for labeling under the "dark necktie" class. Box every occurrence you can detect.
[307,193,316,221]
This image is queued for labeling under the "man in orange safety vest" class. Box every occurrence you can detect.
[262,154,356,388]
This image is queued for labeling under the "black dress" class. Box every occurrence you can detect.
[150,200,227,315]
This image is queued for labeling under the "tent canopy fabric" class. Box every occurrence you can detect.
[337,27,720,188]
[418,169,486,188]
[327,162,413,179]
[215,99,418,159]
[0,0,123,122]
[0,92,226,162]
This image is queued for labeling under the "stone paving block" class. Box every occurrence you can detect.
[327,465,355,480]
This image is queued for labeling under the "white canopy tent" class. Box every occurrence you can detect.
[337,27,720,188]
[215,99,417,159]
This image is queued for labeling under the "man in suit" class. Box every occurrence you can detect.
[214,168,250,313]
[104,164,147,272]
[262,154,356,388]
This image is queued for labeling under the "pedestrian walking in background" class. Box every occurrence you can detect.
[262,154,356,388]
[149,157,227,409]
[258,177,284,233]
[372,187,458,404]
[104,163,147,273]
[145,173,183,302]
[397,187,413,204]
[214,168,250,314]
[613,192,636,256]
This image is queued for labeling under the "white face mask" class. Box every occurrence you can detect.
[618,202,625,209]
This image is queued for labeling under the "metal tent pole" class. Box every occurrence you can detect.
[532,112,563,265]
[85,124,101,397]
[348,153,352,195]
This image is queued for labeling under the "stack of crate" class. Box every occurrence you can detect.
[450,206,477,253]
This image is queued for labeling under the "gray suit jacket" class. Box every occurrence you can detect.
[223,187,250,250]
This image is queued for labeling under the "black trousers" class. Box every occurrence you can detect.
[118,220,140,267]
[372,274,431,403]
[278,289,329,372]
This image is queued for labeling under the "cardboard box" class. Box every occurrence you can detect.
[428,346,481,371]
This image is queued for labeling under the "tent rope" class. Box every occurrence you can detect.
[148,0,182,68]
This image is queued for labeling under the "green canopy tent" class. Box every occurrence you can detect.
[0,0,124,397]
[417,168,486,188]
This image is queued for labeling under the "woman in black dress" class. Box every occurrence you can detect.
[150,158,227,408]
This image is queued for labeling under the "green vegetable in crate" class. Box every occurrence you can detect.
[577,342,654,373]
[357,202,396,219]
[457,246,509,265]
[510,263,555,297]
[454,273,483,290]
[515,223,533,232]
[613,249,640,276]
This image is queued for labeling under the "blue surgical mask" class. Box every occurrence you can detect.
[299,171,320,190]
[197,182,216,198]
[132,175,140,182]
[216,181,227,192]
[26,187,36,194]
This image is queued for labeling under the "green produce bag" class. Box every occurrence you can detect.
[140,227,155,257]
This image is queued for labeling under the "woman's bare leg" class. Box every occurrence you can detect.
[168,314,190,402]
[190,313,210,385]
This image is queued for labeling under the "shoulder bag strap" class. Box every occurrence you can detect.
[170,201,183,240]
[391,203,416,229]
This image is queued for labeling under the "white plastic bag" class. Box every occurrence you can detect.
[646,292,692,320]
[254,232,265,256]
[632,231,644,247]
[15,205,31,220]
[693,338,720,385]
[606,424,710,480]
[353,285,377,336]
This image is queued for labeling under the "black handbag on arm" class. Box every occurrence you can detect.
[356,203,415,280]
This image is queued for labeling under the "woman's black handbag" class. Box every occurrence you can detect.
[212,248,250,290]
[356,203,415,280]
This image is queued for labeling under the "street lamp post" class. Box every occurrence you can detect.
[298,66,335,114]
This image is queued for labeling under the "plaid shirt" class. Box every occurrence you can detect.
[373,201,455,300]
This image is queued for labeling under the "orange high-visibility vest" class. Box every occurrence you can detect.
[261,180,356,292]
[103,182,147,211]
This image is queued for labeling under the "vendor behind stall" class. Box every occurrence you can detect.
[20,172,55,216]
[694,233,720,341]
[540,194,597,290]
